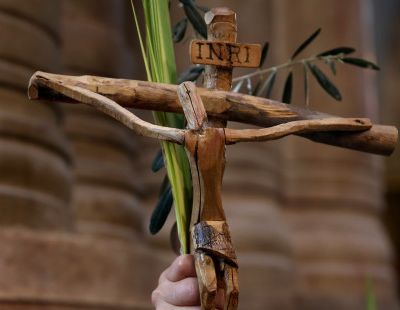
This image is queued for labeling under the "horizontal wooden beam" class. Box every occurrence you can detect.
[28,71,398,156]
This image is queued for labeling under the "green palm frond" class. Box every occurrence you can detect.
[131,0,192,253]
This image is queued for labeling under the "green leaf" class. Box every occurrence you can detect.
[179,0,193,5]
[151,149,164,172]
[291,28,321,59]
[173,18,188,43]
[317,47,355,57]
[365,279,377,310]
[342,57,380,70]
[181,0,207,38]
[233,79,244,93]
[328,60,337,75]
[246,78,252,94]
[265,70,277,98]
[303,65,309,106]
[139,0,193,254]
[149,185,173,234]
[260,42,269,67]
[307,62,342,101]
[255,70,276,98]
[282,71,293,104]
[178,65,204,83]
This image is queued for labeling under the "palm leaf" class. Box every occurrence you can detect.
[151,149,164,172]
[133,0,193,253]
[365,278,377,310]
[149,185,173,234]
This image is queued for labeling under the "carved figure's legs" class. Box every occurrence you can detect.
[194,252,218,309]
[192,221,239,310]
[223,263,239,310]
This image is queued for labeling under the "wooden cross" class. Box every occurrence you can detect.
[27,7,398,310]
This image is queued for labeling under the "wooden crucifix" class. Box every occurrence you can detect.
[27,6,398,310]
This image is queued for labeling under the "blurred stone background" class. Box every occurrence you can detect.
[0,0,398,309]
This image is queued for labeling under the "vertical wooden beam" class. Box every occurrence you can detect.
[203,7,237,127]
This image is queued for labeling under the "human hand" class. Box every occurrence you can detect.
[152,254,225,309]
[151,255,200,309]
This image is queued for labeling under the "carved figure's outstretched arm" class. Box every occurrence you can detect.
[224,117,372,144]
[29,71,398,155]
[31,77,185,144]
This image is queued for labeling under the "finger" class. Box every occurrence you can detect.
[154,299,201,310]
[165,254,196,282]
[156,277,200,306]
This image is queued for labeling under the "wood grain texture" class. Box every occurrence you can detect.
[203,7,237,91]
[178,76,238,310]
[28,72,398,156]
[203,7,237,129]
[190,40,261,68]
[194,252,217,310]
[184,129,226,222]
[224,118,372,144]
[192,221,237,266]
[32,77,185,144]
[177,82,208,130]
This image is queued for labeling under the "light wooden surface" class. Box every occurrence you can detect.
[224,118,372,144]
[29,71,398,156]
[190,40,261,68]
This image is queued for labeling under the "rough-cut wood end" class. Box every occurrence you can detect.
[205,7,236,25]
[303,124,398,156]
[28,72,41,100]
[28,71,77,103]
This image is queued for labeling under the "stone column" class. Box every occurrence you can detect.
[0,0,74,308]
[270,0,399,308]
[375,0,400,296]
[59,0,157,308]
[224,140,295,310]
